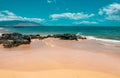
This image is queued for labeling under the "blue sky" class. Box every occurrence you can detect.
[0,0,120,26]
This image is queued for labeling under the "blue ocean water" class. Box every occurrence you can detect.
[0,26,120,40]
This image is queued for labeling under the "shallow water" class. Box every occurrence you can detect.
[0,26,120,40]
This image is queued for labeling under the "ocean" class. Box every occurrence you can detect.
[0,26,120,41]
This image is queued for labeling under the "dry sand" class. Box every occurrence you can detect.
[0,38,120,78]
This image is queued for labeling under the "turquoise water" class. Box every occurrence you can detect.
[0,26,120,40]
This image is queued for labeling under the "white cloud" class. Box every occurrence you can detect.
[50,12,95,20]
[0,10,44,23]
[99,3,120,21]
[74,21,98,25]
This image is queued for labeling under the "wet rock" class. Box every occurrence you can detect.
[0,32,87,48]
[46,35,53,38]
[30,34,41,39]
[53,34,87,40]
[3,40,14,48]
[77,35,87,40]
[53,34,78,40]
[22,35,31,42]
[0,32,31,48]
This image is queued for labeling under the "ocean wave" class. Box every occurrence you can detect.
[87,36,120,43]
[76,32,120,43]
[87,36,120,47]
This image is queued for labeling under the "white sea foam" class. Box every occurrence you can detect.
[87,36,120,43]
[76,32,120,43]
[76,32,83,36]
[86,36,120,47]
[0,28,4,30]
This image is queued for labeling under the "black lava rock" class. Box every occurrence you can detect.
[0,32,31,48]
[3,40,14,48]
[0,33,86,48]
[52,34,86,40]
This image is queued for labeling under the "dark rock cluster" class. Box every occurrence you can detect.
[0,33,86,48]
[0,33,31,48]
[53,34,86,40]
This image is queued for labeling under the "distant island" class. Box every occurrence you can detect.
[0,20,41,26]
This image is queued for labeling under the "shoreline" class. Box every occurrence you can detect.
[0,32,87,48]
[0,38,120,78]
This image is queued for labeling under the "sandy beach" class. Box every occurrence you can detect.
[0,38,120,78]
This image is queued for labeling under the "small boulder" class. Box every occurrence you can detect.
[3,40,14,48]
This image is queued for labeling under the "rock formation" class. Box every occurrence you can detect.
[0,33,86,48]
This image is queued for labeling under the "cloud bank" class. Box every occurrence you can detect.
[50,12,95,20]
[0,10,44,23]
[99,3,120,21]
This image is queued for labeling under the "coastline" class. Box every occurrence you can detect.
[0,38,120,78]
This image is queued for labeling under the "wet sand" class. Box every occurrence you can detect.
[0,38,120,78]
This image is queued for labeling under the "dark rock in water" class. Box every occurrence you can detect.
[30,35,36,39]
[53,34,78,40]
[30,34,41,39]
[77,35,87,40]
[53,34,87,40]
[30,34,49,40]
[47,35,53,38]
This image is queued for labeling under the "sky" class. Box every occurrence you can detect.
[0,0,120,26]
